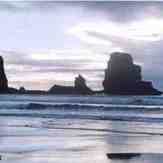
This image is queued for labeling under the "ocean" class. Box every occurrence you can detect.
[1,94,163,163]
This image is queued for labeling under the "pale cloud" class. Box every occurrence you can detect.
[30,49,108,62]
[70,19,163,44]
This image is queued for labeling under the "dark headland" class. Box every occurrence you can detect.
[0,52,162,95]
[103,52,161,95]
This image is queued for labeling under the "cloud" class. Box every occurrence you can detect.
[1,49,107,68]
[70,19,163,44]
[0,1,86,13]
[0,2,163,90]
[84,2,163,22]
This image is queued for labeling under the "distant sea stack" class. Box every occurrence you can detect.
[74,74,93,94]
[103,52,161,95]
[0,56,8,92]
[49,74,93,95]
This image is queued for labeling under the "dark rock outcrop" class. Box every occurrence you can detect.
[74,74,93,94]
[19,87,26,93]
[0,56,8,92]
[103,52,161,95]
[49,85,76,94]
[7,87,19,94]
[19,87,46,94]
[49,74,92,95]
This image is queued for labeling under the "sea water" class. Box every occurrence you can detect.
[0,94,163,163]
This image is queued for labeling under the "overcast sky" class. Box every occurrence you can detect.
[0,1,163,90]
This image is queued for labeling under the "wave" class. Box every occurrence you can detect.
[1,94,163,106]
[1,102,163,123]
[1,110,163,123]
[11,102,163,112]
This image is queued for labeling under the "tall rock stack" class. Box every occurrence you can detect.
[103,52,161,95]
[0,56,8,91]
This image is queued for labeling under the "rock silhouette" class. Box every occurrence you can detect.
[49,74,92,94]
[19,87,26,93]
[18,86,47,94]
[49,85,75,94]
[0,56,8,92]
[103,52,161,95]
[0,54,161,95]
[75,74,93,94]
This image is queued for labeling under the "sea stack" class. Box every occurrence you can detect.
[0,56,8,92]
[103,52,161,95]
[49,74,92,94]
[74,74,93,94]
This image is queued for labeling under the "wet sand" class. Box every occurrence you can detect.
[1,116,163,163]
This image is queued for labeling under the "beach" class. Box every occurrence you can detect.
[0,95,163,163]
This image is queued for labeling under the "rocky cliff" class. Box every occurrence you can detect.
[103,52,161,95]
[0,56,8,92]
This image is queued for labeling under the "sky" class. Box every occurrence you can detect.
[0,1,163,91]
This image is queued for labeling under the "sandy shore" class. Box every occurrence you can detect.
[0,116,163,163]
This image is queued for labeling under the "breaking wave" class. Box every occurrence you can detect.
[0,102,163,123]
[0,112,163,123]
[7,102,163,111]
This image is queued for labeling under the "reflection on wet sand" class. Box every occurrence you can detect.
[107,153,141,160]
